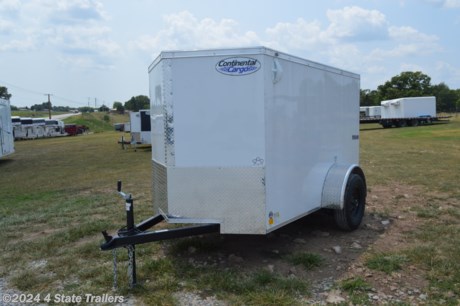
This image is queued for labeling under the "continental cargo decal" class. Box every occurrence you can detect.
[215,57,261,76]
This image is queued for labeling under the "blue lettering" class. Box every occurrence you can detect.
[216,57,260,75]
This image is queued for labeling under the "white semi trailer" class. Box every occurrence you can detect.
[379,96,437,128]
[0,98,15,158]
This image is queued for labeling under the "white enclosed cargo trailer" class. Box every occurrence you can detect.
[360,106,381,119]
[101,47,367,287]
[368,106,381,118]
[129,110,151,145]
[380,96,437,128]
[0,98,15,158]
[148,47,366,234]
[381,96,436,119]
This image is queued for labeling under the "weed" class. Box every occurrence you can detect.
[365,253,409,274]
[340,277,371,292]
[286,252,324,270]
[340,277,371,304]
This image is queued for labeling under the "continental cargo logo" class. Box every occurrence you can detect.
[216,57,261,76]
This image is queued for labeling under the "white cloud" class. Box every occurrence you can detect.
[325,6,389,41]
[0,19,13,34]
[424,0,460,8]
[445,0,460,7]
[50,0,107,24]
[130,8,447,90]
[389,26,438,43]
[0,37,35,51]
[0,0,20,11]
[47,25,120,55]
[399,63,425,72]
[368,26,440,62]
[265,19,328,51]
[0,0,118,65]
[131,11,262,54]
[264,6,390,52]
[435,61,460,84]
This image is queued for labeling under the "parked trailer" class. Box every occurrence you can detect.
[360,106,381,119]
[118,111,151,149]
[14,117,33,139]
[13,117,67,139]
[0,98,15,158]
[101,47,367,287]
[44,119,66,137]
[380,96,437,128]
[360,97,447,127]
[129,110,151,144]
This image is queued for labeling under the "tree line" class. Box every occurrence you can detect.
[0,86,150,113]
[4,72,459,114]
[361,71,460,113]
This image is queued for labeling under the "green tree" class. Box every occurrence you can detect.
[113,101,125,114]
[360,89,380,106]
[99,104,110,112]
[0,86,12,100]
[31,102,49,111]
[377,71,432,100]
[430,83,457,113]
[78,106,94,113]
[456,89,460,113]
[124,95,150,112]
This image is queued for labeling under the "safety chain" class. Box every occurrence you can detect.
[127,245,135,288]
[112,249,118,290]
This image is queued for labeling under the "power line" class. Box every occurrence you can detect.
[0,79,43,96]
[0,79,98,107]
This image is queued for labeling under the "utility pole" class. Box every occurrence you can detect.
[45,94,52,119]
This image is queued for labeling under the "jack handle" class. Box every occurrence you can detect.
[117,180,132,201]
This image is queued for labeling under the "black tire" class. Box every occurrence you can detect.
[334,174,366,231]
[398,120,408,128]
[381,121,392,128]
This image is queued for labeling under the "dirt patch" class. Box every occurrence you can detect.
[168,183,435,304]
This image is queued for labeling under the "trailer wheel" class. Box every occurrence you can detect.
[410,119,419,127]
[334,174,366,231]
[381,121,392,128]
[397,120,408,128]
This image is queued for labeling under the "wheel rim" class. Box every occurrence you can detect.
[349,187,362,218]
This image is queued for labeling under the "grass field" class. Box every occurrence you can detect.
[0,114,459,305]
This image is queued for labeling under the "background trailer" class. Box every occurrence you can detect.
[129,110,151,144]
[148,47,366,234]
[381,96,436,119]
[0,98,15,158]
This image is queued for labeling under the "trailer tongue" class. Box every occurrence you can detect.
[101,181,220,288]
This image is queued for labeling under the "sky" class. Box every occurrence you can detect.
[1,0,460,108]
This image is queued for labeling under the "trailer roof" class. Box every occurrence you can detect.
[148,46,359,79]
[0,97,10,106]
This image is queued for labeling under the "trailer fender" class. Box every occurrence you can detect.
[321,164,366,210]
